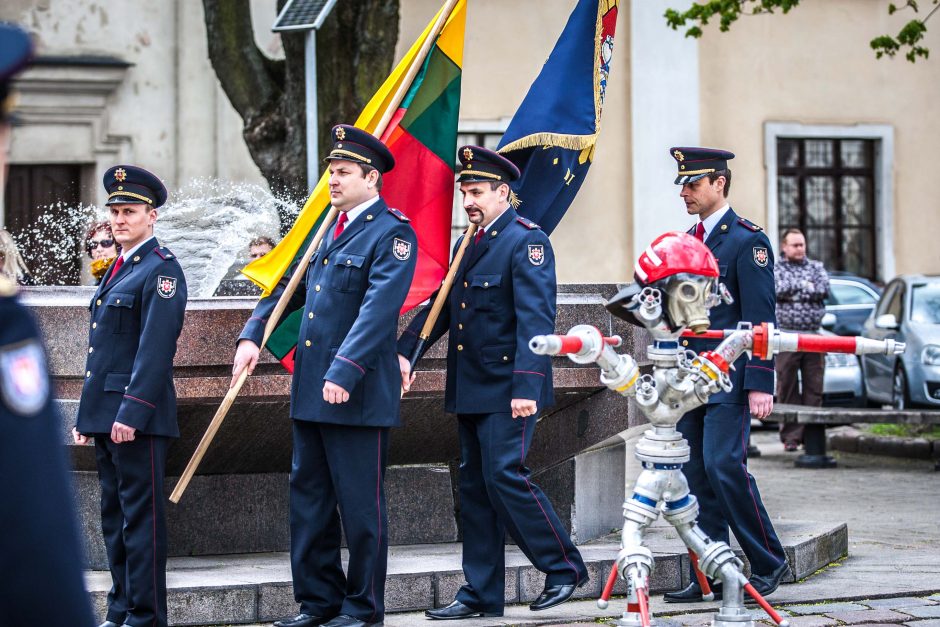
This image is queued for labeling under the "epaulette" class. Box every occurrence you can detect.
[153,246,176,260]
[737,217,763,232]
[516,216,541,230]
[387,207,410,222]
[0,275,16,297]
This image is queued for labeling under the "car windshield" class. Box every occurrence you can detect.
[910,282,940,324]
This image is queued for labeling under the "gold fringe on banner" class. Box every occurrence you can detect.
[498,131,598,154]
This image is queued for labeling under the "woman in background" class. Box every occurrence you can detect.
[0,228,33,285]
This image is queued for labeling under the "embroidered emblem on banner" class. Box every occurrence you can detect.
[0,341,48,416]
[393,238,412,261]
[157,275,177,298]
[753,246,769,267]
[528,244,545,266]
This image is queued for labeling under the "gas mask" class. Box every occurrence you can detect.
[663,272,729,333]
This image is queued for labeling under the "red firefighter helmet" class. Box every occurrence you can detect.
[634,231,719,285]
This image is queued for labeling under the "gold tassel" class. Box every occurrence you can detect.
[509,190,522,209]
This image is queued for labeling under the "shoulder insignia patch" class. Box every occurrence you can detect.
[393,237,412,261]
[737,217,763,232]
[157,275,178,298]
[387,207,410,222]
[516,216,541,230]
[0,340,48,416]
[528,244,545,266]
[753,246,769,267]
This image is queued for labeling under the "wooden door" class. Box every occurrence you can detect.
[4,164,84,284]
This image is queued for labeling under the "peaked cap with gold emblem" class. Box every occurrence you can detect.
[324,124,395,173]
[103,165,168,207]
[670,146,735,185]
[456,145,520,184]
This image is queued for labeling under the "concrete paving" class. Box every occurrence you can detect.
[89,430,940,626]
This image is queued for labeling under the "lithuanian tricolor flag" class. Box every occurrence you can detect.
[243,0,466,372]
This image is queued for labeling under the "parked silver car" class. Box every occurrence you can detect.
[861,275,940,409]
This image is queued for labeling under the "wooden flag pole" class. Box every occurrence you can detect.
[405,223,478,375]
[170,0,462,504]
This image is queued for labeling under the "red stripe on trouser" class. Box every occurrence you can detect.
[518,415,580,586]
[150,436,157,627]
[739,407,773,555]
[369,429,382,622]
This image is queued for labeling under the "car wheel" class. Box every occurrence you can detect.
[891,364,910,411]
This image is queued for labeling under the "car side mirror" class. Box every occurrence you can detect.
[875,313,899,330]
[821,312,837,330]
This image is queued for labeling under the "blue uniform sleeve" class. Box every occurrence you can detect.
[511,230,556,403]
[239,256,309,346]
[739,231,776,394]
[397,236,462,361]
[115,261,188,430]
[326,222,418,390]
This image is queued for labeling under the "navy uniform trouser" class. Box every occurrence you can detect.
[677,403,786,578]
[290,420,390,622]
[455,412,588,612]
[94,434,170,627]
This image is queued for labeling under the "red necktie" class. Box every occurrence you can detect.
[474,229,483,245]
[106,256,124,285]
[334,212,348,240]
[694,222,706,242]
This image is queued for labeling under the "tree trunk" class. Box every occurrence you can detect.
[202,0,400,207]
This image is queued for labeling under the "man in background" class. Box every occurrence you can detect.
[774,228,830,450]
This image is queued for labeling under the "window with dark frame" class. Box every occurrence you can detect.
[776,138,877,279]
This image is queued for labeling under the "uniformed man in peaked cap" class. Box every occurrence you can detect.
[232,124,418,627]
[0,21,95,627]
[663,147,789,603]
[72,164,187,627]
[398,146,588,619]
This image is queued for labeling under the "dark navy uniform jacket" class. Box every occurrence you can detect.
[75,236,187,436]
[240,200,417,427]
[0,280,95,626]
[684,208,776,404]
[398,207,555,413]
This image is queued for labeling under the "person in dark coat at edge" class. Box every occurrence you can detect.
[663,147,790,604]
[231,125,418,627]
[0,21,95,627]
[72,163,188,627]
[398,146,588,620]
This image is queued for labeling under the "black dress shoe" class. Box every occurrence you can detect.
[663,580,723,603]
[747,561,789,600]
[98,621,123,627]
[322,613,382,627]
[425,600,503,620]
[529,583,577,611]
[274,614,334,627]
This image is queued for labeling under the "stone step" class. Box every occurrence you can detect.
[84,521,846,626]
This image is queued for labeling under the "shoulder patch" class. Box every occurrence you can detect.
[157,275,178,298]
[153,246,175,260]
[737,217,763,232]
[516,216,541,230]
[0,340,49,416]
[387,207,410,222]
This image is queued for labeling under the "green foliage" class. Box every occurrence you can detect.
[865,423,940,439]
[665,0,938,63]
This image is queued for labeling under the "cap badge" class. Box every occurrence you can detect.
[673,150,685,162]
[114,168,127,182]
[336,127,346,141]
[462,147,474,161]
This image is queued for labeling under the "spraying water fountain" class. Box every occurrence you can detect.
[11,178,294,296]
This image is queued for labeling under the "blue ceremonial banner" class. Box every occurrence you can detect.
[497,0,620,235]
